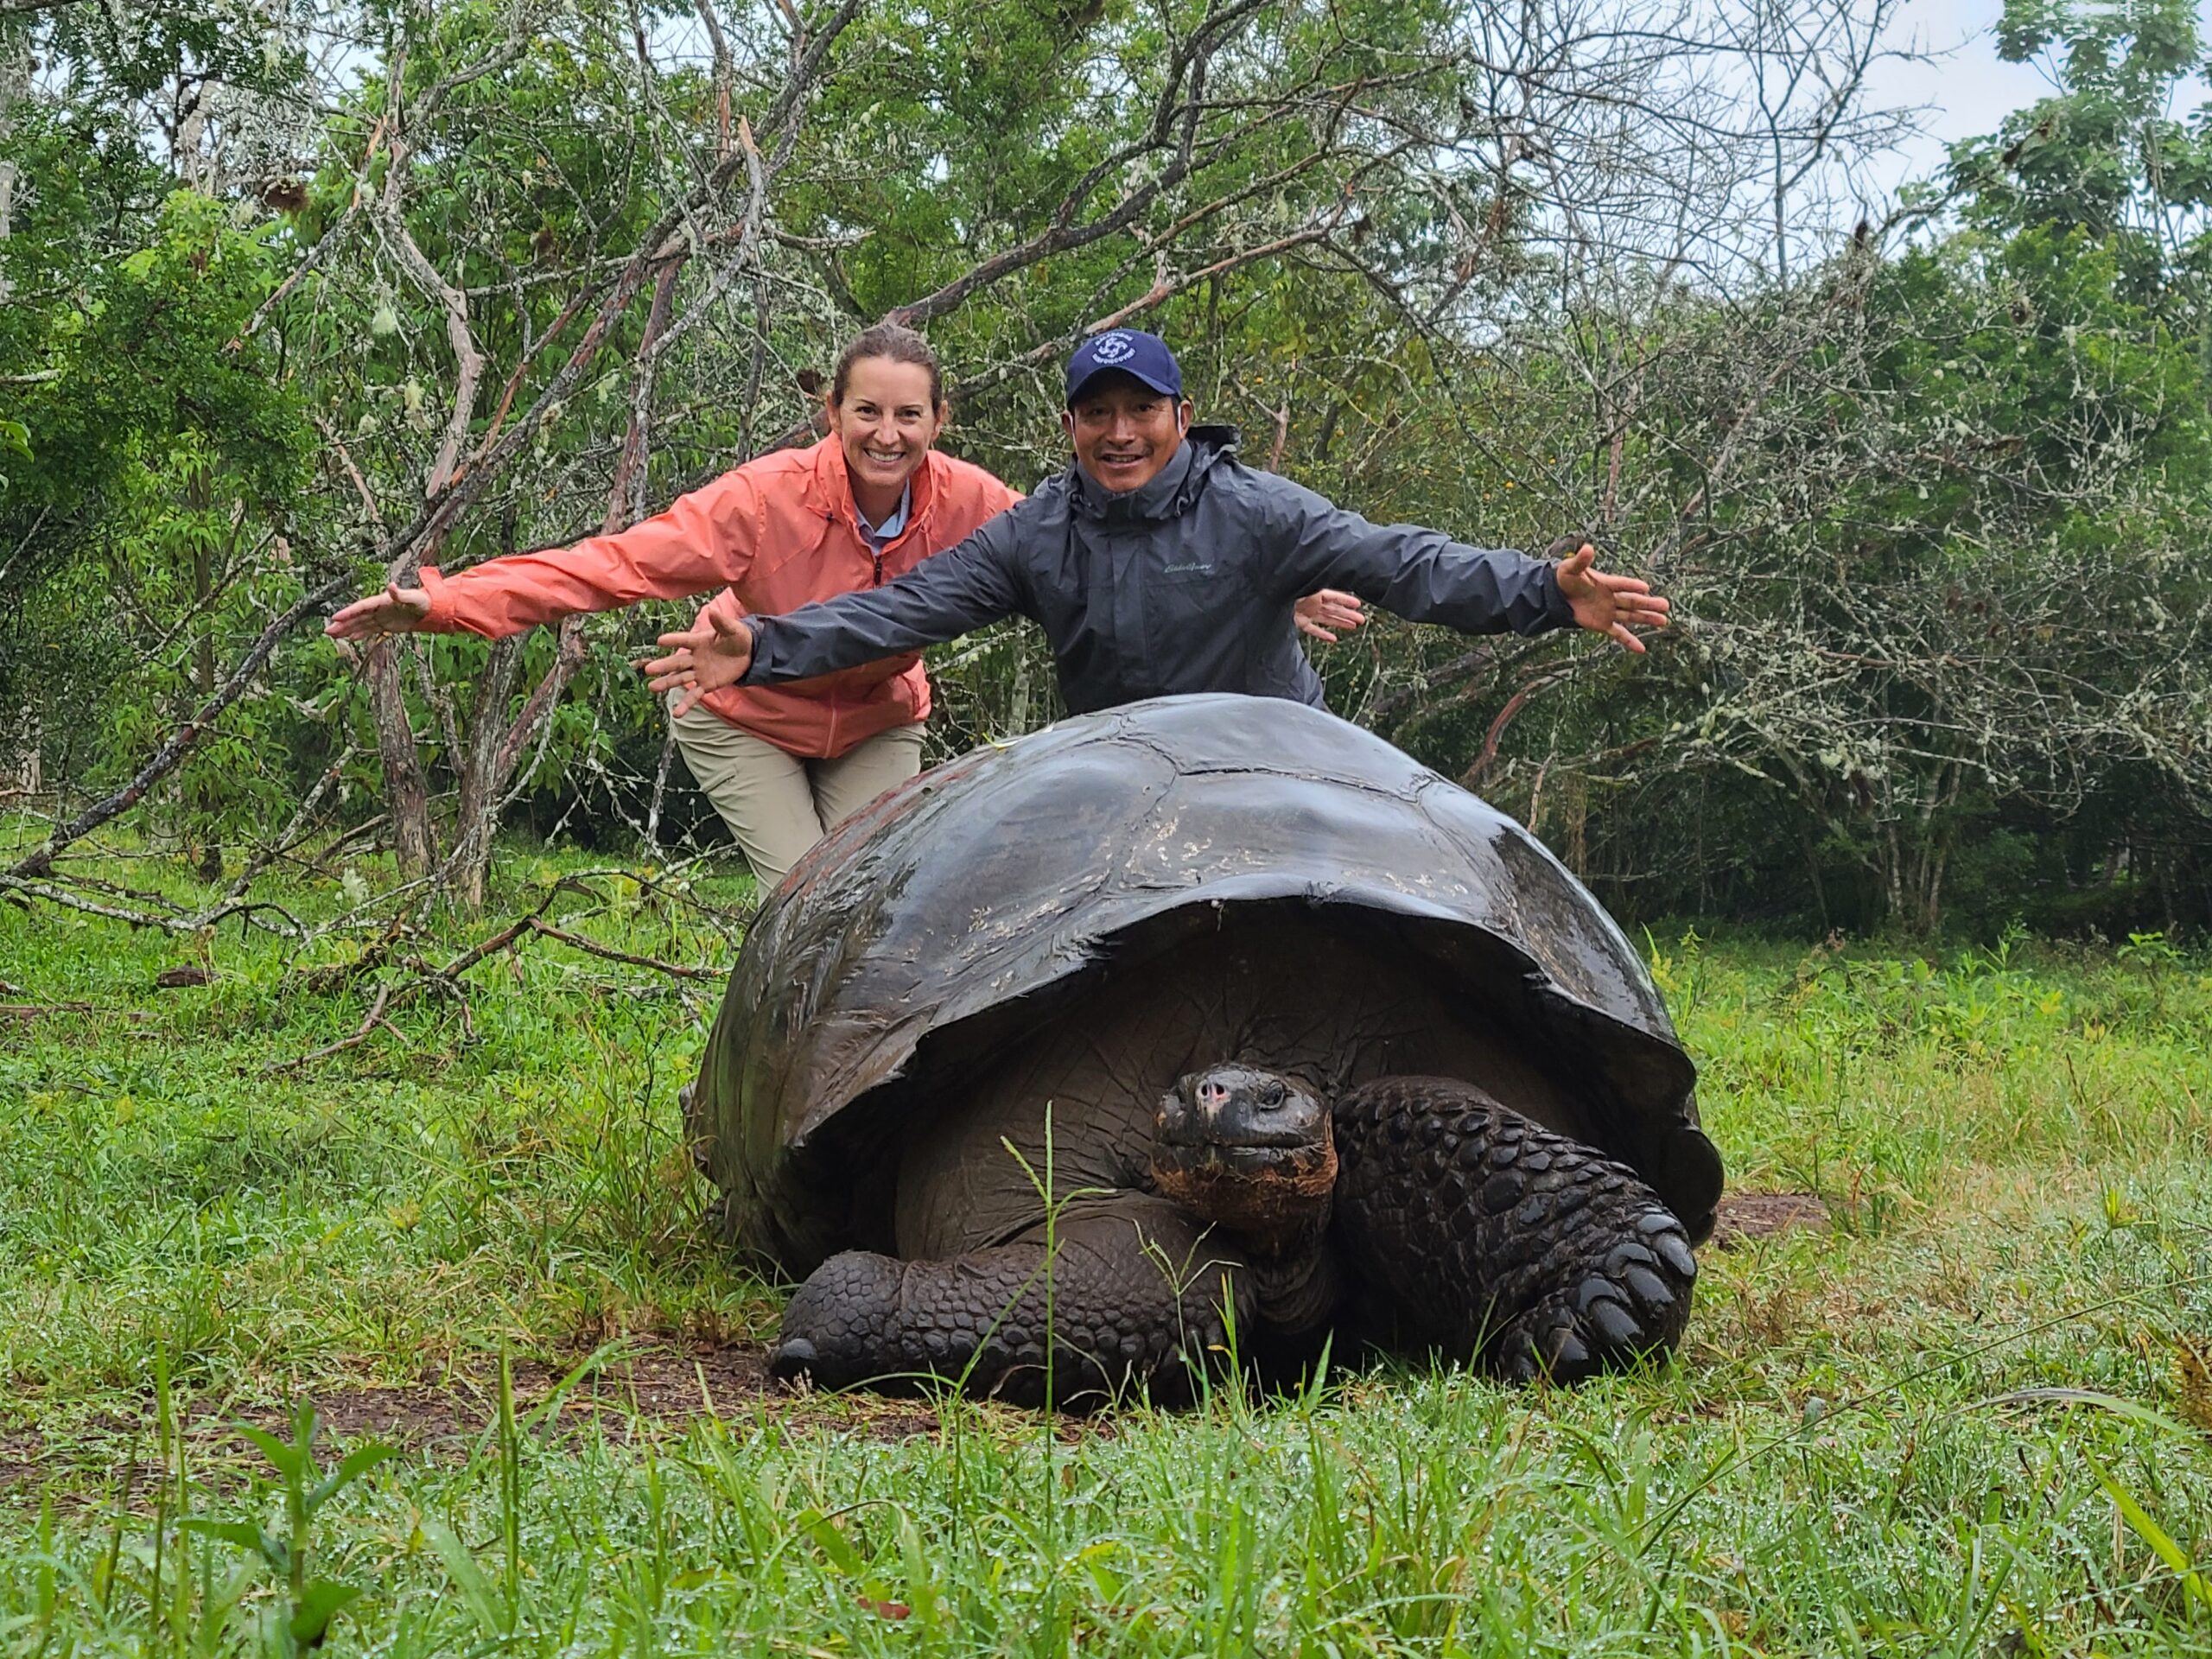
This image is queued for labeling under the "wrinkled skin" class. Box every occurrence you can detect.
[766,918,1696,1403]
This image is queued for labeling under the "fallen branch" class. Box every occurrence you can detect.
[0,874,305,938]
[219,745,362,904]
[270,877,723,1068]
[270,982,403,1073]
[298,906,414,995]
[525,919,720,979]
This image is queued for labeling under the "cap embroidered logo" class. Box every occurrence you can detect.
[1064,329,1184,404]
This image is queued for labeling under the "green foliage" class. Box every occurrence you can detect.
[0,100,319,819]
[180,1405,397,1653]
[4,0,2210,932]
[1960,0,2212,249]
[0,145,310,558]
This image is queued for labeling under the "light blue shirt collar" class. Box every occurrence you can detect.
[855,483,912,551]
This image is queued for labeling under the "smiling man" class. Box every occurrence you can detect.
[646,329,1666,720]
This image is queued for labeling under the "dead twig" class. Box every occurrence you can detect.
[1463,664,1579,788]
[270,876,720,1069]
[270,982,404,1073]
[218,745,362,905]
[525,919,719,979]
[298,907,414,995]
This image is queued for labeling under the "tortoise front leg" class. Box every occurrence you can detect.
[769,1198,1254,1407]
[1332,1077,1698,1384]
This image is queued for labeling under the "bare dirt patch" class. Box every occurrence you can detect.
[195,1341,950,1453]
[2,1341,950,1496]
[0,1431,48,1493]
[209,1342,784,1450]
[1713,1191,1832,1249]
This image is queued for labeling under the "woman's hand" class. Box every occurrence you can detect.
[326,582,432,640]
[1549,538,1669,653]
[641,608,755,717]
[1294,588,1366,644]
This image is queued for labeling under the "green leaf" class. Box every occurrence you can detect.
[179,1517,289,1574]
[289,1580,366,1645]
[235,1421,308,1480]
[1980,1388,2206,1442]
[796,1507,865,1577]
[2089,1456,2212,1613]
[307,1443,398,1512]
[419,1519,508,1637]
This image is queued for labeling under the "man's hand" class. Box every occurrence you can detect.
[641,607,754,717]
[1294,588,1366,644]
[1549,537,1669,654]
[325,582,432,640]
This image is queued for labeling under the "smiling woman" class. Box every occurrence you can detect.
[323,325,1023,887]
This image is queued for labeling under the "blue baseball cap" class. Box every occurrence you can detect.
[1065,329,1183,405]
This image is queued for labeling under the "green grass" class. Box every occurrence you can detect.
[2,831,2209,1655]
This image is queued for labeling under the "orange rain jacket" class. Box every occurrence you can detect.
[417,439,1021,759]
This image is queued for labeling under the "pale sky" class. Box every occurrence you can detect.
[1856,0,2212,204]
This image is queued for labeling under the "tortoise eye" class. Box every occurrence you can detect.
[1259,1080,1286,1108]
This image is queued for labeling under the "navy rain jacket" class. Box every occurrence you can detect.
[741,426,1574,714]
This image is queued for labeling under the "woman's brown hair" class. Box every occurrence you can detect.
[829,322,944,410]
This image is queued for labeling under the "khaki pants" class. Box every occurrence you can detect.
[670,697,925,887]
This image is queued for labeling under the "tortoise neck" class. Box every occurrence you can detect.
[1243,1209,1341,1334]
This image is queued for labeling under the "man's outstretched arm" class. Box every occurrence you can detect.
[642,513,1027,707]
[1263,477,1668,651]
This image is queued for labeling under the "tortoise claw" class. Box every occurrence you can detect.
[768,1338,819,1383]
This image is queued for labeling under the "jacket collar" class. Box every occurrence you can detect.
[1069,425,1240,522]
[803,436,941,537]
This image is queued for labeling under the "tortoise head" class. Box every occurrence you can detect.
[1150,1065,1337,1255]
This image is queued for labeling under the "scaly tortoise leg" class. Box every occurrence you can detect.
[769,1198,1255,1407]
[1331,1076,1698,1384]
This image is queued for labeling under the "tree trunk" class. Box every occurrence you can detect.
[436,253,688,907]
[189,471,222,881]
[444,635,527,910]
[645,724,679,849]
[367,639,436,876]
[0,27,24,305]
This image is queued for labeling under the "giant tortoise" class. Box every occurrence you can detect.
[685,694,1723,1402]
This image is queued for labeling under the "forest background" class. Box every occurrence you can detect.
[3,0,2209,939]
